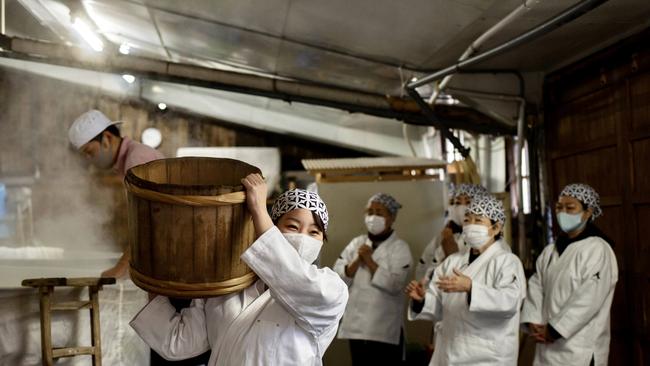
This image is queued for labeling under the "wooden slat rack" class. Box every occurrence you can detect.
[302,157,447,183]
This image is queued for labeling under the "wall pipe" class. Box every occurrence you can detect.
[514,100,527,260]
[1,0,5,36]
[446,87,528,260]
[408,0,609,90]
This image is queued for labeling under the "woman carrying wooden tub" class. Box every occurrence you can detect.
[130,173,349,365]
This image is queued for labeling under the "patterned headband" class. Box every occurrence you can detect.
[367,193,402,216]
[467,194,506,225]
[559,183,602,220]
[455,183,489,201]
[271,189,329,231]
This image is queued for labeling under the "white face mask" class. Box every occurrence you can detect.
[557,212,587,233]
[282,233,323,264]
[365,215,386,235]
[462,224,492,249]
[90,141,114,170]
[449,204,468,226]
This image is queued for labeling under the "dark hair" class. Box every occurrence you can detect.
[490,219,504,240]
[91,125,121,143]
[312,211,328,241]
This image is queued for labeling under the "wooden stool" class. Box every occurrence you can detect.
[22,277,116,366]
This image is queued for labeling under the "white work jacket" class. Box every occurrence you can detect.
[130,227,349,366]
[333,232,412,345]
[521,236,618,366]
[409,241,526,365]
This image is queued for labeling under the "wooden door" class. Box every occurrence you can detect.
[544,28,650,365]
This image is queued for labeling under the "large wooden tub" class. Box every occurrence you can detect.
[125,157,260,298]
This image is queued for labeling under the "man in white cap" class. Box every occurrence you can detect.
[69,111,210,366]
[68,109,164,278]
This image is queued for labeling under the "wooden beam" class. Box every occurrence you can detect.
[52,347,95,359]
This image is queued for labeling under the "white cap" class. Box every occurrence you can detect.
[68,110,122,149]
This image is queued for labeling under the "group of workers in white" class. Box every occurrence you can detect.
[128,179,616,366]
[69,110,616,365]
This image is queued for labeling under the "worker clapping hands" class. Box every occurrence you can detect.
[406,268,472,301]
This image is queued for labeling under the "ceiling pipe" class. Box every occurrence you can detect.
[406,0,608,157]
[0,34,517,135]
[427,0,541,105]
[408,0,609,90]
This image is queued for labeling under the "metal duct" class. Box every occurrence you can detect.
[0,34,514,136]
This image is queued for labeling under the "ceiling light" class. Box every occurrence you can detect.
[141,127,162,148]
[122,74,135,84]
[72,17,103,52]
[119,43,131,55]
[157,103,167,110]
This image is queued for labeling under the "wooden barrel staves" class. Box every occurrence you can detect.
[124,157,261,298]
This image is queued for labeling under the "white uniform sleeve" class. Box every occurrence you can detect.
[129,297,210,361]
[332,237,362,285]
[469,254,526,318]
[549,242,617,339]
[415,238,437,281]
[371,241,413,295]
[408,263,445,322]
[241,226,349,338]
[520,247,551,327]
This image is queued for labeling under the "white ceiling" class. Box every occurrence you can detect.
[6,0,650,96]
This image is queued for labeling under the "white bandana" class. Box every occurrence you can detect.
[271,189,329,231]
[467,194,506,225]
[455,183,489,200]
[559,183,602,220]
[367,193,402,216]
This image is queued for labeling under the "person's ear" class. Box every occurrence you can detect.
[101,131,112,148]
[583,208,593,222]
[491,222,503,238]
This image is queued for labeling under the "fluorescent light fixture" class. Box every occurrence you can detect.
[119,43,131,55]
[122,74,135,84]
[157,103,167,110]
[72,17,103,52]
